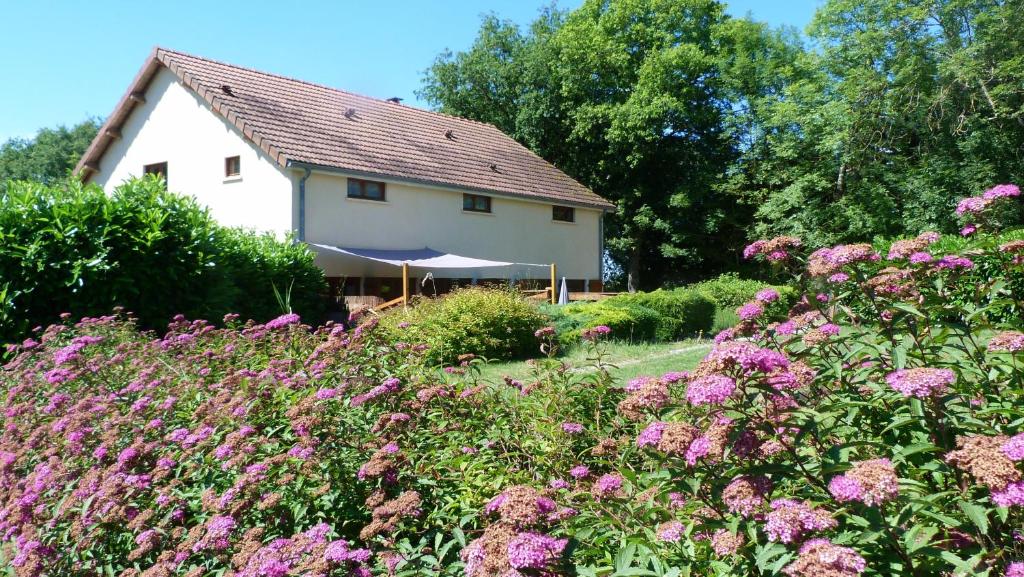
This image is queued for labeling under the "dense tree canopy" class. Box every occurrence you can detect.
[0,118,99,189]
[421,0,1024,288]
[422,0,745,290]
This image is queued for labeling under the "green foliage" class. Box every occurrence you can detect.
[424,1,1024,283]
[690,272,796,309]
[725,0,1024,247]
[381,286,547,364]
[213,228,327,324]
[605,288,716,339]
[0,176,325,341]
[546,299,664,344]
[421,1,747,289]
[0,118,99,190]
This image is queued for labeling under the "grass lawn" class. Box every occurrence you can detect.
[475,339,713,384]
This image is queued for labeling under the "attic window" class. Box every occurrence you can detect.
[463,193,491,213]
[143,162,168,180]
[347,178,386,201]
[225,156,241,177]
[553,206,575,223]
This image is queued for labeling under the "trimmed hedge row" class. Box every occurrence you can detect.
[378,277,792,363]
[0,176,326,342]
[541,275,791,346]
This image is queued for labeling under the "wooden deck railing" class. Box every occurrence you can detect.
[373,296,406,312]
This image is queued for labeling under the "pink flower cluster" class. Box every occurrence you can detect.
[828,458,899,506]
[507,532,568,570]
[983,183,1020,200]
[989,331,1024,353]
[744,236,802,261]
[784,539,866,576]
[884,367,955,398]
[737,301,764,321]
[765,499,836,543]
[686,375,736,406]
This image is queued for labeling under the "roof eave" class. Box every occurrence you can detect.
[285,160,616,211]
[75,47,164,181]
[75,47,292,182]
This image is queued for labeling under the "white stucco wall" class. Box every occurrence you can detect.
[301,171,603,281]
[90,68,293,235]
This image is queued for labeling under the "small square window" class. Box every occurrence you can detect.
[225,156,241,177]
[347,178,386,201]
[463,193,492,213]
[143,162,167,179]
[553,205,575,222]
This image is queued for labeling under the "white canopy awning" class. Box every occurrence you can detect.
[310,244,547,270]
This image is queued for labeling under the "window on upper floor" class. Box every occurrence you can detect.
[552,205,575,223]
[143,162,167,180]
[347,178,386,201]
[225,156,241,177]
[463,193,492,213]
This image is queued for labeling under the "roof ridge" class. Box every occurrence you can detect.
[154,46,500,131]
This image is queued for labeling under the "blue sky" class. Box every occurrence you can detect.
[0,0,820,142]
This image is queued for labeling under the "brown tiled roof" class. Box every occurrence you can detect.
[78,47,614,210]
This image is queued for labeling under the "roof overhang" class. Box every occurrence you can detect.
[288,160,616,212]
[76,47,290,181]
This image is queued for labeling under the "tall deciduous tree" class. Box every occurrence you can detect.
[0,119,100,190]
[728,0,1024,246]
[422,1,756,290]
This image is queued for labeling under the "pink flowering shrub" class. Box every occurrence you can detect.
[0,311,579,576]
[3,183,1024,577]
[525,184,1024,575]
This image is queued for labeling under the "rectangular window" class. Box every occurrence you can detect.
[347,178,386,201]
[225,156,241,177]
[463,193,492,213]
[143,162,167,179]
[552,205,575,222]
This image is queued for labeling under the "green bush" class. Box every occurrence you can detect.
[382,286,546,364]
[0,176,326,341]
[688,272,780,309]
[214,228,327,326]
[553,300,664,343]
[877,228,1024,324]
[605,288,715,338]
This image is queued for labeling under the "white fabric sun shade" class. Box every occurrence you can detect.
[311,244,546,269]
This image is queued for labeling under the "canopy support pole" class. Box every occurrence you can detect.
[402,262,410,309]
[550,263,557,305]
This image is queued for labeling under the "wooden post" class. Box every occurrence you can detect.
[402,262,410,308]
[550,263,557,305]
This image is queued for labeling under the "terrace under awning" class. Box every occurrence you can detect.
[309,244,559,307]
[310,244,547,269]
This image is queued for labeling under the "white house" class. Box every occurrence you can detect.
[77,48,614,304]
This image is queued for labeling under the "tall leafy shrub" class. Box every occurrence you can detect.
[381,286,546,364]
[0,177,325,341]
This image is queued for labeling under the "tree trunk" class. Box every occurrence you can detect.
[627,247,641,293]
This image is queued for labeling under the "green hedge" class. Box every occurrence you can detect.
[0,176,326,341]
[604,289,715,339]
[689,273,778,309]
[540,288,715,345]
[545,300,664,344]
[382,286,547,364]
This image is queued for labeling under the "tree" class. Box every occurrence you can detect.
[728,0,1024,245]
[0,118,100,189]
[422,1,754,290]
